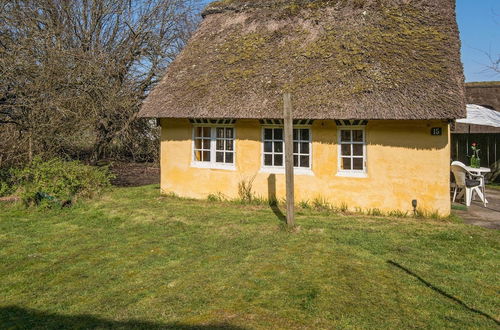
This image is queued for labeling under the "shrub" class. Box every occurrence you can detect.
[299,200,311,209]
[0,169,14,197]
[388,210,409,218]
[207,192,227,202]
[237,175,256,203]
[339,202,349,213]
[367,208,383,216]
[312,196,330,210]
[11,157,114,206]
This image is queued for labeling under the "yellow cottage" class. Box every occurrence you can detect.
[139,0,466,216]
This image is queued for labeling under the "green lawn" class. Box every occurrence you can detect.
[0,185,499,329]
[488,183,500,190]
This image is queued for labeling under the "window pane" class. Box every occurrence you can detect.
[293,142,298,153]
[301,129,309,140]
[226,140,234,151]
[194,150,202,161]
[341,130,351,142]
[274,142,283,153]
[225,152,234,164]
[195,127,203,138]
[293,129,298,140]
[353,130,363,142]
[203,127,211,138]
[353,158,363,170]
[342,158,351,170]
[293,155,298,167]
[264,154,273,166]
[194,126,235,166]
[274,128,283,140]
[264,129,273,140]
[341,144,351,156]
[301,142,309,154]
[300,155,309,168]
[274,154,283,166]
[216,140,224,151]
[216,128,224,138]
[225,128,233,139]
[353,144,363,156]
[264,141,272,152]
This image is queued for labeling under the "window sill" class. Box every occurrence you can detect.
[190,162,236,171]
[259,167,314,176]
[336,171,368,178]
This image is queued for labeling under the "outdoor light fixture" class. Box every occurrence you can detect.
[412,199,418,216]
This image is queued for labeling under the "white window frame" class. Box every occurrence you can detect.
[260,125,313,175]
[337,126,367,177]
[191,124,236,170]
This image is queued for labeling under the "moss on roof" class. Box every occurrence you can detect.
[140,0,465,119]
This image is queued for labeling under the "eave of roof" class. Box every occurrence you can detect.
[465,81,500,88]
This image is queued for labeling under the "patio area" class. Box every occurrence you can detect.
[454,187,500,229]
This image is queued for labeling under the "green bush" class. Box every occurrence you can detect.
[0,180,12,197]
[0,169,14,197]
[11,157,114,206]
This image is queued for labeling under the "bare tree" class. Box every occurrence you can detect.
[0,0,199,167]
[489,54,500,74]
[488,9,500,75]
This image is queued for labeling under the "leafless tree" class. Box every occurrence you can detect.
[489,56,499,74]
[0,0,199,167]
[488,9,500,74]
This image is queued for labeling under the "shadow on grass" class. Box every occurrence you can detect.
[0,306,247,329]
[387,261,499,325]
[267,174,286,223]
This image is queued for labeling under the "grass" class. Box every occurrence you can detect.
[487,183,500,190]
[0,185,499,329]
[452,203,468,211]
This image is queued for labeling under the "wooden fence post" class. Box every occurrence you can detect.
[283,93,295,226]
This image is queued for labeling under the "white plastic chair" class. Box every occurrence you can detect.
[451,161,486,207]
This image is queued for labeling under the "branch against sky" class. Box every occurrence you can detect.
[456,0,500,81]
[490,9,500,74]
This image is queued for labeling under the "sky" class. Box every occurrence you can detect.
[456,0,499,82]
[200,0,500,82]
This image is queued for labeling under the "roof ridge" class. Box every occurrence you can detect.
[202,0,283,18]
[202,0,353,18]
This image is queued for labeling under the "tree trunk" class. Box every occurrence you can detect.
[28,129,33,163]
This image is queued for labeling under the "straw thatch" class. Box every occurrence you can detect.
[466,81,500,112]
[139,0,466,120]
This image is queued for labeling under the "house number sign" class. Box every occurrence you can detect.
[431,127,442,136]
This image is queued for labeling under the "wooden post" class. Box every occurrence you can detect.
[283,93,295,226]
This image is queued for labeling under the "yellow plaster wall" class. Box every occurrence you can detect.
[160,119,451,215]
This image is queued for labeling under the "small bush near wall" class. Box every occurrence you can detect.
[0,169,14,197]
[10,157,114,207]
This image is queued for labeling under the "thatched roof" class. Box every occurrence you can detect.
[465,81,500,112]
[139,0,466,120]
